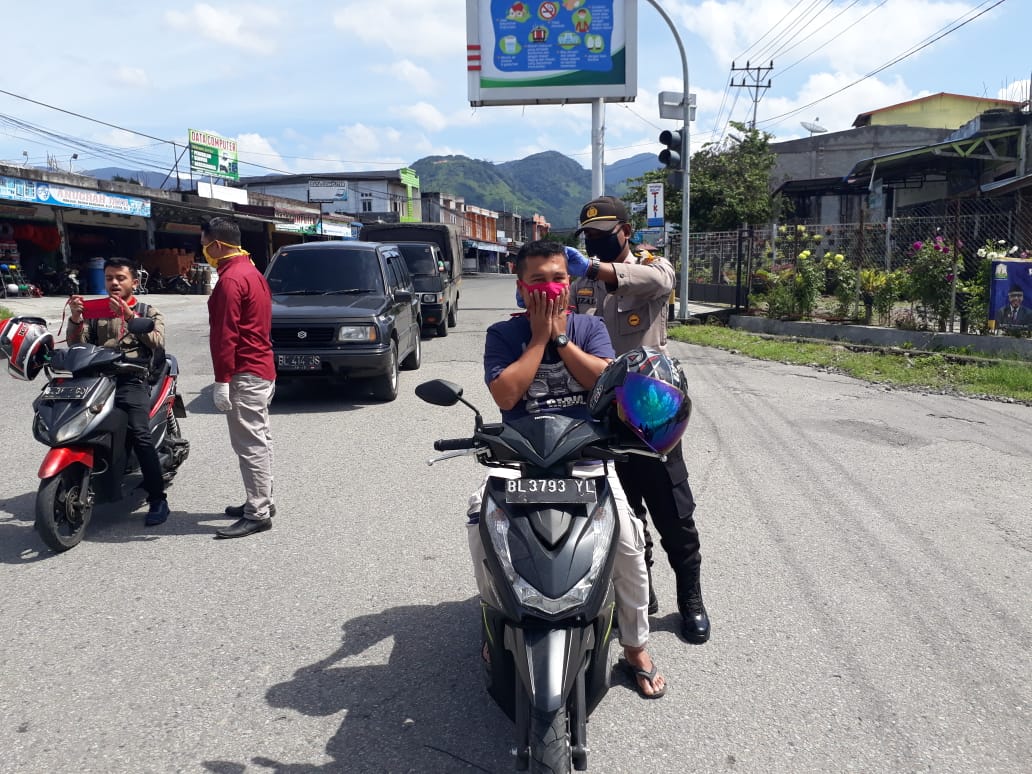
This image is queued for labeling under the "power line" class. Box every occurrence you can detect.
[730,61,774,130]
[760,0,1009,125]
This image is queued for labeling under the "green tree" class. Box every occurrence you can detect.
[623,122,783,235]
[691,121,783,231]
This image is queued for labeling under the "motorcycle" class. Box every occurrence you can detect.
[30,316,189,552]
[416,378,661,773]
[36,266,79,296]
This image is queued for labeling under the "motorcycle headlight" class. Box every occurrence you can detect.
[421,293,442,304]
[33,414,49,443]
[337,325,377,342]
[484,489,616,616]
[53,410,91,445]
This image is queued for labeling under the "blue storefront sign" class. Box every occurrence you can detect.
[0,176,151,217]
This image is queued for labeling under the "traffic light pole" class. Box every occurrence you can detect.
[644,0,691,320]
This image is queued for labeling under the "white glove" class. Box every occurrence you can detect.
[213,382,232,412]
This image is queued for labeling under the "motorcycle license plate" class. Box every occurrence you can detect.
[277,354,321,371]
[42,384,86,400]
[504,478,596,505]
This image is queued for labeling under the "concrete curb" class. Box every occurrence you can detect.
[729,315,1032,359]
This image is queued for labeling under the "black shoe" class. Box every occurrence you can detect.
[678,581,710,644]
[224,503,276,519]
[215,517,272,539]
[145,500,170,526]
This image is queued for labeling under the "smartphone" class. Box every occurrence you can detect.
[81,297,118,320]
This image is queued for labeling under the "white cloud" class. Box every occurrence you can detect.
[113,66,149,89]
[371,60,439,94]
[164,3,280,53]
[236,132,290,173]
[391,102,449,133]
[332,0,466,57]
[679,0,973,74]
[998,80,1030,103]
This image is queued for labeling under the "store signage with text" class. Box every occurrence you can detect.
[0,176,150,217]
[188,128,239,181]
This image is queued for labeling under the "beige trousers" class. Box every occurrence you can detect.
[226,372,275,521]
[466,463,649,648]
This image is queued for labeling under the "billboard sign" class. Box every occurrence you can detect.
[646,182,664,227]
[0,175,150,217]
[188,129,239,181]
[307,180,350,203]
[989,260,1032,333]
[466,0,637,106]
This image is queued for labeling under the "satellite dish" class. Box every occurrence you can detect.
[801,120,828,136]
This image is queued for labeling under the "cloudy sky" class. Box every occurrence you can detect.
[0,1,1025,179]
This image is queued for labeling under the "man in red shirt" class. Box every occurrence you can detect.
[203,217,277,539]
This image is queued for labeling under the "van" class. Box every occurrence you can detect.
[359,223,463,337]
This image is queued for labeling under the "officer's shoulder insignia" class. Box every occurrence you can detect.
[640,250,657,264]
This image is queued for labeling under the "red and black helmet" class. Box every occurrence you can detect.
[588,346,691,454]
[0,316,54,381]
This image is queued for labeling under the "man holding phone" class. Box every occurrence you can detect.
[67,257,170,526]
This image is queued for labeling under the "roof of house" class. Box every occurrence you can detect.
[852,92,1023,127]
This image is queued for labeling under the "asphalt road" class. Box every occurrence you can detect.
[1,278,1029,774]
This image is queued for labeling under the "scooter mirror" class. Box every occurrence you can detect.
[415,379,463,406]
[127,316,155,336]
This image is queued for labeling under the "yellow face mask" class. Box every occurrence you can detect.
[203,241,246,268]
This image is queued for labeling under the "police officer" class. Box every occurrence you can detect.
[571,196,710,644]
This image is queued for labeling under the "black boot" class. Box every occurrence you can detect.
[647,565,659,616]
[677,573,710,644]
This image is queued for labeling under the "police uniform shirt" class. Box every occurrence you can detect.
[571,249,675,354]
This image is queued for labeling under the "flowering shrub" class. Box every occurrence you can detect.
[823,252,856,317]
[905,236,955,329]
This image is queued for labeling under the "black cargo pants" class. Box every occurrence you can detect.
[614,439,701,599]
[115,378,166,505]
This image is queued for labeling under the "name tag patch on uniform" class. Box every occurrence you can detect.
[627,313,641,327]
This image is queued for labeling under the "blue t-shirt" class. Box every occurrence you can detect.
[484,313,615,422]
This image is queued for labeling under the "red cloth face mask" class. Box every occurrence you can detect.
[517,280,567,302]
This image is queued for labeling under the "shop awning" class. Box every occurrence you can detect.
[844,128,1021,184]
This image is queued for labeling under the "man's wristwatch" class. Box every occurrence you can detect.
[586,257,601,280]
[554,333,570,349]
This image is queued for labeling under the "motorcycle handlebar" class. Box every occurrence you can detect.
[434,437,476,452]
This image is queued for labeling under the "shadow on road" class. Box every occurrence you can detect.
[186,382,380,416]
[203,598,513,774]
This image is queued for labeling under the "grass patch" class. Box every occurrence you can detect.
[669,324,1032,403]
[0,305,12,320]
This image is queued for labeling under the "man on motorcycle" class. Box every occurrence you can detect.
[67,257,170,526]
[468,239,666,698]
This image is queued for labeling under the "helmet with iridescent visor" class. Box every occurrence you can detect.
[588,346,691,454]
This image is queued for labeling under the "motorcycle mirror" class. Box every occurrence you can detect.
[127,316,155,336]
[414,379,463,406]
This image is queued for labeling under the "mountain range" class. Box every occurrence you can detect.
[86,151,660,229]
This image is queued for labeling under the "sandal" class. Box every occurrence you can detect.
[620,658,667,700]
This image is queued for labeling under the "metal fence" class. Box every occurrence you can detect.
[680,195,1032,332]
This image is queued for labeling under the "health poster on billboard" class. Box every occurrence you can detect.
[188,129,239,181]
[466,0,637,106]
[989,260,1032,334]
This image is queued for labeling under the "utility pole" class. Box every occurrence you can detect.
[730,60,773,129]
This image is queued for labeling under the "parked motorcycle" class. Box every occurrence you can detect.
[36,266,79,296]
[7,316,189,551]
[415,378,662,773]
[146,271,191,295]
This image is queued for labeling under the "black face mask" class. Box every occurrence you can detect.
[584,232,624,262]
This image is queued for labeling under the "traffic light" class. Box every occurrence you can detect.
[658,129,684,171]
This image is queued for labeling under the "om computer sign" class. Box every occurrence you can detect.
[188,129,239,181]
[466,1,637,106]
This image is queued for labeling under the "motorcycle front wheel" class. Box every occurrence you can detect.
[530,707,571,774]
[35,463,93,552]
